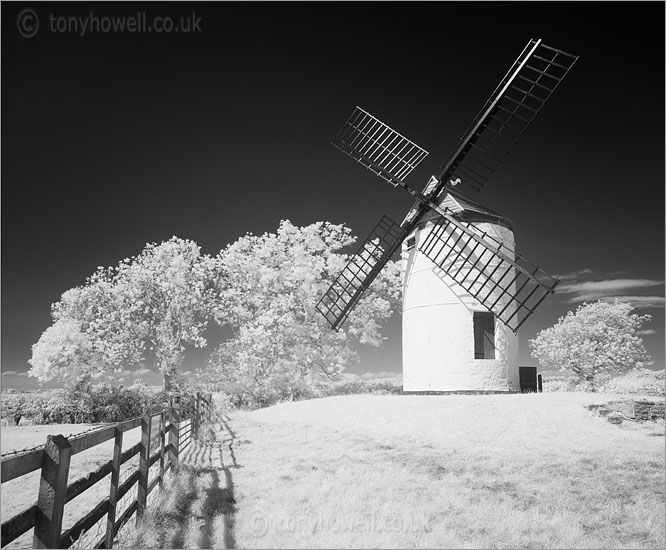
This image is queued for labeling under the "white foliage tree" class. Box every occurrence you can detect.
[203,220,401,405]
[29,237,218,391]
[29,270,145,389]
[110,236,218,390]
[29,317,97,388]
[529,300,652,390]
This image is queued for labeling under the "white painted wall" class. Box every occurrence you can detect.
[401,218,519,392]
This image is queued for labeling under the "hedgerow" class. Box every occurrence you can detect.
[206,376,405,410]
[598,368,665,396]
[318,379,403,397]
[0,385,197,426]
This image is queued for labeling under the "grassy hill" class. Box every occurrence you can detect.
[118,391,664,548]
[229,392,664,548]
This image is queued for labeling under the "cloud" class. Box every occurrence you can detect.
[636,329,657,335]
[558,278,664,295]
[132,368,153,377]
[596,296,665,308]
[563,294,665,308]
[2,370,27,377]
[553,268,595,282]
[557,278,664,308]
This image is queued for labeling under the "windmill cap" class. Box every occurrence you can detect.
[438,188,514,231]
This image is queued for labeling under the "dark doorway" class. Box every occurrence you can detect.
[519,366,539,392]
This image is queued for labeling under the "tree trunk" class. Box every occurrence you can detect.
[163,372,172,391]
[159,353,183,391]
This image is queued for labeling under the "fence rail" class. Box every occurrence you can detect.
[1,392,212,549]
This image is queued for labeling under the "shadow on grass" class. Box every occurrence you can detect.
[131,466,199,549]
[220,415,239,469]
[127,413,240,549]
[195,413,238,548]
[169,472,199,548]
[196,459,236,548]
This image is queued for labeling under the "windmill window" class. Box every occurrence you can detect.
[406,237,416,250]
[473,312,495,359]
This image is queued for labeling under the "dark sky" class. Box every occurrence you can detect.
[2,1,664,389]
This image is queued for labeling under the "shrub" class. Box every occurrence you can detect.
[316,378,403,397]
[215,373,323,410]
[33,392,93,424]
[210,391,234,417]
[86,386,146,422]
[599,368,665,397]
[1,393,28,425]
[367,381,403,395]
[541,376,585,392]
[1,386,206,425]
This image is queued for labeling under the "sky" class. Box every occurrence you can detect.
[2,1,664,390]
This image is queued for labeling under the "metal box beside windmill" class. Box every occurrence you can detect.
[317,39,579,393]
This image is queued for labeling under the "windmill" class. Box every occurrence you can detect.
[316,39,579,392]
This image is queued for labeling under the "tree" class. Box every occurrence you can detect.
[105,236,218,390]
[202,220,401,406]
[29,317,97,388]
[529,300,652,390]
[29,271,145,389]
[29,237,218,391]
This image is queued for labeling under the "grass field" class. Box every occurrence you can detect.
[1,423,147,548]
[115,391,665,549]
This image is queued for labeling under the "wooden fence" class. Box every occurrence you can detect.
[1,392,213,549]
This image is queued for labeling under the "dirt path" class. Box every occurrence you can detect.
[120,416,239,549]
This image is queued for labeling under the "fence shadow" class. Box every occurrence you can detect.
[219,415,238,469]
[167,470,199,549]
[195,459,236,549]
[184,413,238,549]
[136,417,239,549]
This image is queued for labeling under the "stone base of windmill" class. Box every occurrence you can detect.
[587,399,666,425]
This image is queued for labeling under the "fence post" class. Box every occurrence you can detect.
[538,373,543,393]
[169,395,180,470]
[137,414,152,522]
[105,423,124,548]
[159,411,165,490]
[195,392,201,439]
[33,434,72,549]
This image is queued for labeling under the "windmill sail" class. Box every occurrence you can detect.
[316,215,406,330]
[319,40,577,331]
[332,107,429,188]
[432,39,578,195]
[418,213,558,332]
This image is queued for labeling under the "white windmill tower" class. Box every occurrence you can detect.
[317,39,578,393]
[401,189,521,392]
